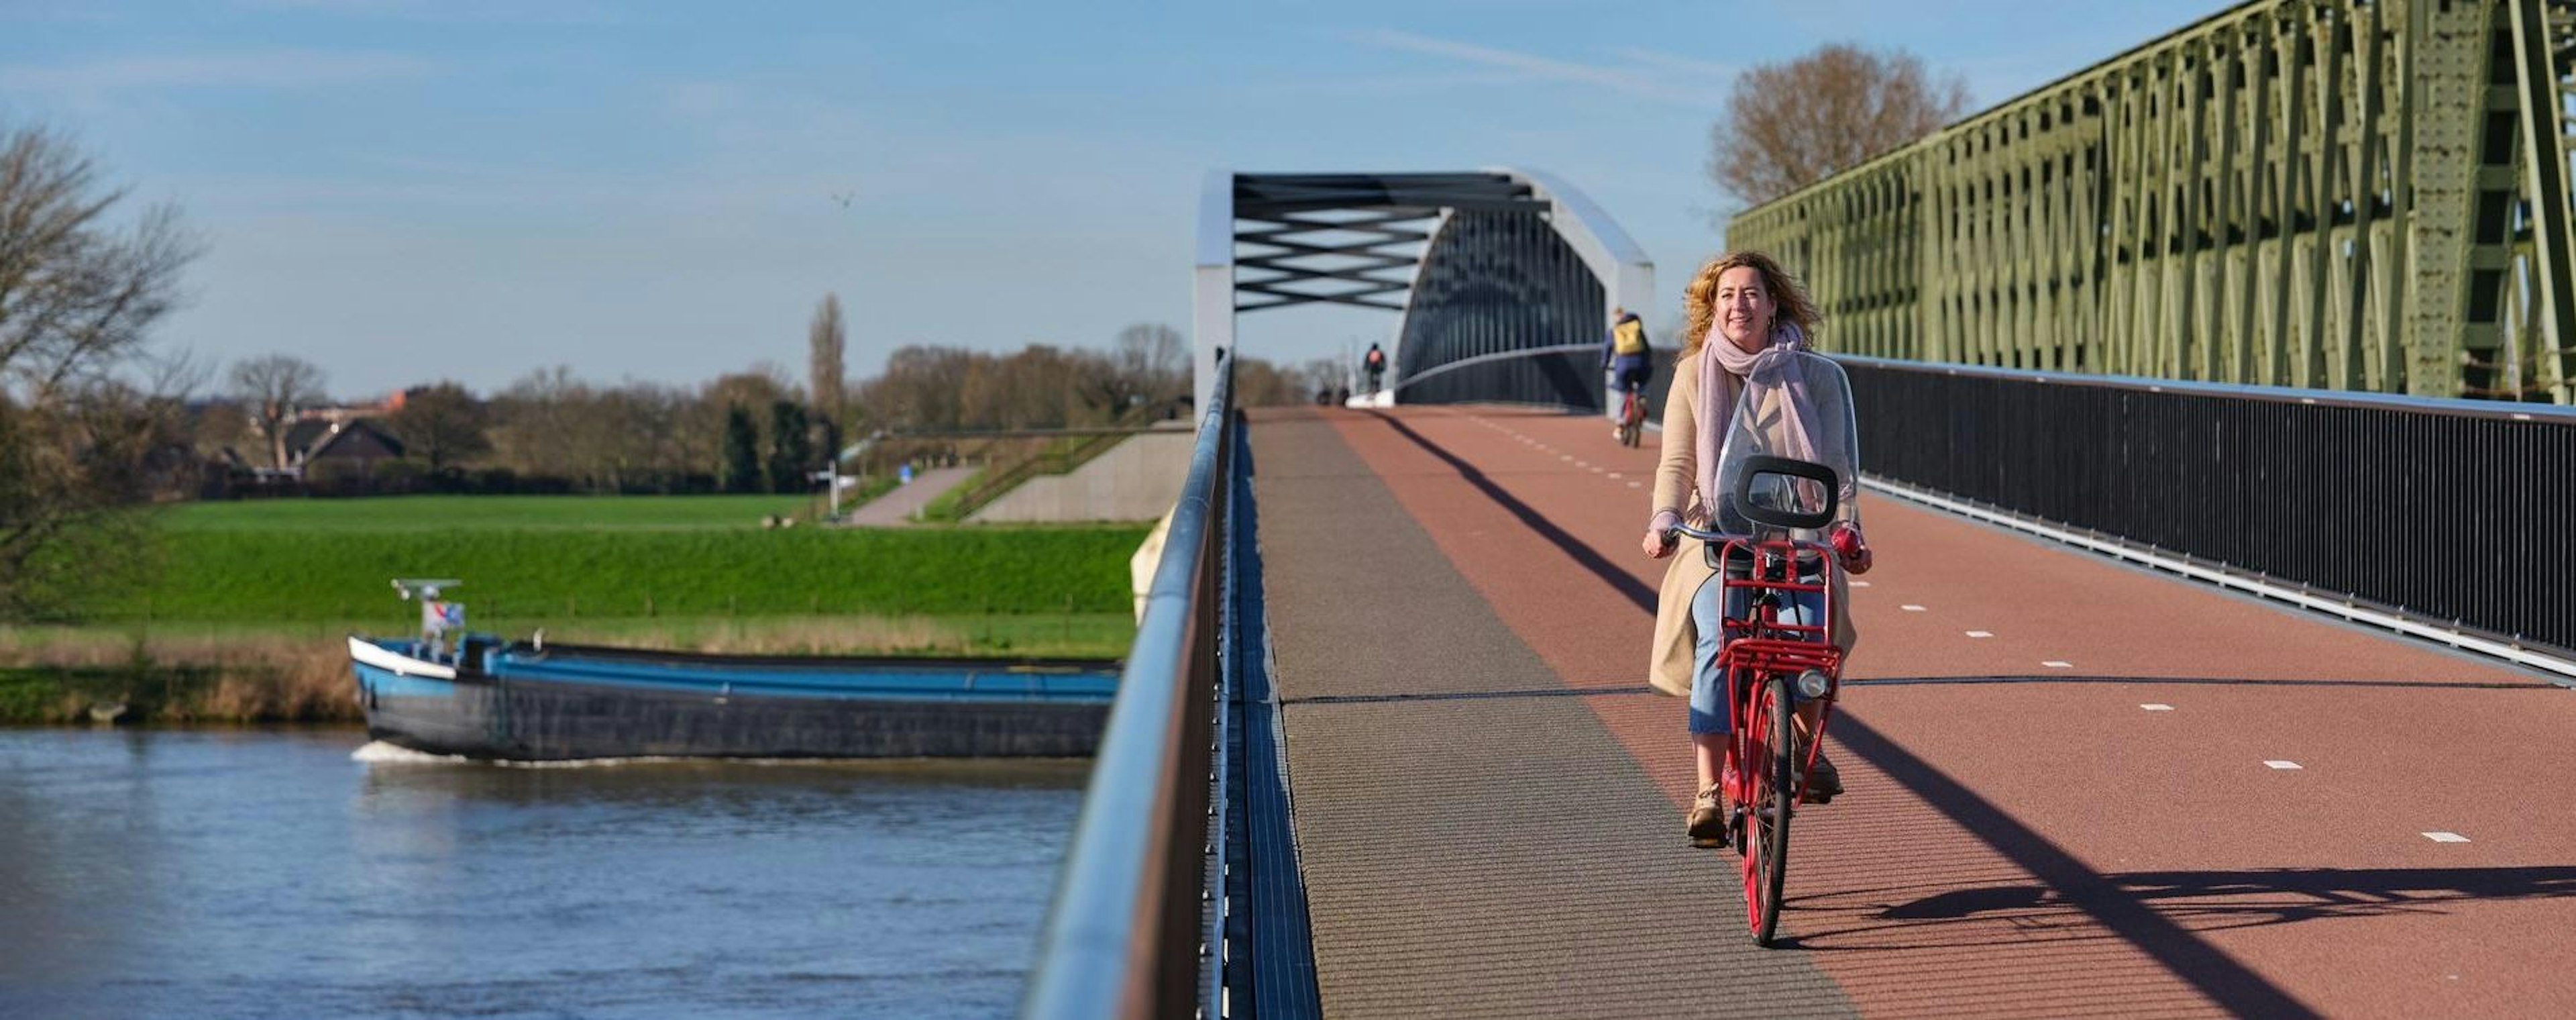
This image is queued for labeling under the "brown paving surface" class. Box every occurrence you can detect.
[1253,403,2576,1019]
[1252,409,1853,1019]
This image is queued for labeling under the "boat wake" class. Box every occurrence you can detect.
[350,741,469,764]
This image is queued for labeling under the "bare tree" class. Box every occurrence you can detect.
[1114,323,1187,404]
[1708,43,1970,206]
[863,345,973,431]
[387,380,491,471]
[488,364,585,480]
[228,354,328,468]
[0,127,197,402]
[0,123,199,617]
[809,293,846,426]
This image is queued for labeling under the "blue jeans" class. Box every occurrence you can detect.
[1688,568,1825,735]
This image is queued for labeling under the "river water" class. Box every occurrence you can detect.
[0,729,1087,1019]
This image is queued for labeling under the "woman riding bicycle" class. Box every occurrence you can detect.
[1640,250,1872,845]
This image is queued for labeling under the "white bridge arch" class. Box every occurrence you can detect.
[1192,169,1653,413]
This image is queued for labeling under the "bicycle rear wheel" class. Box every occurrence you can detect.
[1741,674,1794,945]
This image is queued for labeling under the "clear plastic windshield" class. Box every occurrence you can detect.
[1711,350,1861,539]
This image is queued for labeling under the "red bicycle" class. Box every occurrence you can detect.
[1614,384,1648,448]
[1672,455,1848,946]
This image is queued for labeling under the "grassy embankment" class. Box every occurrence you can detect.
[0,495,1145,725]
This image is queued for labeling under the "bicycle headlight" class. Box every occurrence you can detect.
[1795,669,1831,700]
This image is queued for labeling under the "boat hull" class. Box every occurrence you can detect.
[350,638,1114,761]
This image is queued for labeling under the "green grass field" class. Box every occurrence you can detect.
[164,494,819,532]
[110,525,1144,621]
[2,495,1149,722]
[109,495,1147,649]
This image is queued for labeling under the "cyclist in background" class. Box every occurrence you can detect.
[1362,343,1388,395]
[1605,307,1654,440]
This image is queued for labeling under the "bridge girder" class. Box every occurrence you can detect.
[1727,0,2576,404]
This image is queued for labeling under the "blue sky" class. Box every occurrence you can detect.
[3,0,2228,399]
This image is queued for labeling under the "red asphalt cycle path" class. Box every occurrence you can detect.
[1290,403,2576,1018]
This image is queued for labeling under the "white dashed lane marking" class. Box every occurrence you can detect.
[2041,660,2073,668]
[2423,831,2471,844]
[1964,630,1994,638]
[1900,605,1927,612]
[2264,760,2303,770]
[2141,703,2176,711]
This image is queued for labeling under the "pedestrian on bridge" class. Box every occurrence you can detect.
[1642,250,1873,845]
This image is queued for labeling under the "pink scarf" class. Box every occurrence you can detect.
[1693,320,1815,520]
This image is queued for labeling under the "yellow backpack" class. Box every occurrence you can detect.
[1612,319,1648,356]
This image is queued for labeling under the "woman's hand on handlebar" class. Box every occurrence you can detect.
[1829,521,1874,574]
[1642,527,1676,559]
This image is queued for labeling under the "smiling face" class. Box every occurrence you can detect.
[1715,265,1776,354]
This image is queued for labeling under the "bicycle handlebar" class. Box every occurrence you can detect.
[1663,521,1744,546]
[1659,521,1836,562]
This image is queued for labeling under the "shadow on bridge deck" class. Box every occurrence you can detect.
[1248,404,2576,1019]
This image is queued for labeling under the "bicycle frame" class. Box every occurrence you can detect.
[1711,536,1841,790]
[1682,527,1844,945]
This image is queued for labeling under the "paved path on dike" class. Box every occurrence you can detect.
[1249,404,2576,1019]
[839,466,977,526]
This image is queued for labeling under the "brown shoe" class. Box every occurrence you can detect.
[1687,783,1729,847]
[1802,750,1842,804]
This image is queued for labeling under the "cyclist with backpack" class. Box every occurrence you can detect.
[1605,307,1654,440]
[1362,343,1388,395]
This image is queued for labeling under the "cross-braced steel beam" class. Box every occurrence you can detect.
[1727,0,2576,404]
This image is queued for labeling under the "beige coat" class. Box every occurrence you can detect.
[1646,351,1857,697]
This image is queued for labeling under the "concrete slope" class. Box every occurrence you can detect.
[969,428,1193,523]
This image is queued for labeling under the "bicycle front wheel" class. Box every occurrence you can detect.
[1741,674,1794,946]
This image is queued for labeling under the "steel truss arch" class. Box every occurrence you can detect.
[1194,169,1652,411]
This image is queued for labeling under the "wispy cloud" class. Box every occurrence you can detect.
[1352,29,1725,107]
[1613,47,1737,80]
[0,50,436,91]
[232,0,624,26]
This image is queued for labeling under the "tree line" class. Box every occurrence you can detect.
[192,319,1338,498]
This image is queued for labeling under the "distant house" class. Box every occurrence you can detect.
[285,417,406,476]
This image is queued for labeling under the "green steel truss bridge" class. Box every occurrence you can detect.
[1726,0,2576,403]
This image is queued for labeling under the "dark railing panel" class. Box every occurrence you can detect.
[1845,356,2576,664]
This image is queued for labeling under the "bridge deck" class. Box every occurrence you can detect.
[1250,405,2576,1019]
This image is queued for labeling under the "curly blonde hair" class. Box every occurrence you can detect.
[1681,250,1819,357]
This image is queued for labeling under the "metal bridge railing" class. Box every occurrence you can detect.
[1843,354,2576,678]
[1023,352,1233,1019]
